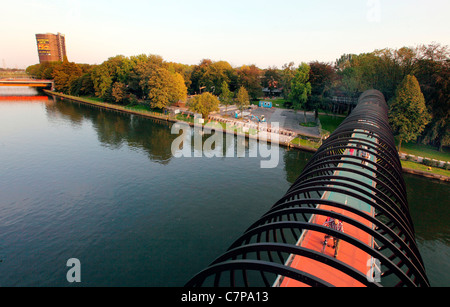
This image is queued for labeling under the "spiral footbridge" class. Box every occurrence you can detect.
[186,90,429,287]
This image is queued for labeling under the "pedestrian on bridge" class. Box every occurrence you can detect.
[323,216,344,258]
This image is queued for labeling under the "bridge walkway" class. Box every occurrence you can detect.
[279,129,378,287]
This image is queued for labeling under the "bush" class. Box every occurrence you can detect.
[444,162,450,170]
[406,155,416,162]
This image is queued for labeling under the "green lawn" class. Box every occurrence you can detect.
[318,114,346,133]
[397,140,450,162]
[291,137,321,149]
[80,96,105,103]
[401,160,450,177]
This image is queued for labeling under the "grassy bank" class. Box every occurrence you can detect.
[401,160,450,177]
[319,114,346,134]
[397,140,450,162]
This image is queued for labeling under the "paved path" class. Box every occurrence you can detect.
[250,107,321,138]
[279,129,377,287]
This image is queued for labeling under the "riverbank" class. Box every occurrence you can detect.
[44,90,318,151]
[44,90,449,182]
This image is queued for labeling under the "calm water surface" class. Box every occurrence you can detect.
[0,90,448,286]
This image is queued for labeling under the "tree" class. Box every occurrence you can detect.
[190,59,234,95]
[111,82,127,103]
[52,61,83,94]
[308,61,336,113]
[308,61,336,97]
[262,67,281,96]
[235,86,250,116]
[289,63,312,123]
[389,75,431,151]
[280,62,296,100]
[219,81,233,112]
[146,67,174,109]
[187,92,220,119]
[413,45,449,151]
[236,65,263,100]
[169,72,188,104]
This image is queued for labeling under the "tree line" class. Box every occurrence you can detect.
[26,43,449,151]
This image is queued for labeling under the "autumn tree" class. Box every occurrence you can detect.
[309,61,336,97]
[389,75,431,151]
[187,92,220,119]
[52,60,83,94]
[308,61,336,113]
[144,68,187,109]
[190,59,235,95]
[235,86,250,116]
[289,63,312,123]
[236,65,263,100]
[112,82,127,103]
[262,67,282,96]
[91,55,133,101]
[170,72,188,104]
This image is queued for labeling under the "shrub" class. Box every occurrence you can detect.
[406,155,416,162]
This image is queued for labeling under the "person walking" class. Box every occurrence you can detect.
[323,215,344,258]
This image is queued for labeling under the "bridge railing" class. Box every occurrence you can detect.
[185,90,430,287]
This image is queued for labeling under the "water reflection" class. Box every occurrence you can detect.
[45,97,312,175]
[2,93,447,286]
[45,99,176,164]
[0,86,40,96]
[404,174,450,286]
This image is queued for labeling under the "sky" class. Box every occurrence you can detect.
[1,0,449,69]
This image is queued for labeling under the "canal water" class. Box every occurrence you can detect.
[0,89,448,286]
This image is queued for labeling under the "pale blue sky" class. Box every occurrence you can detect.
[2,0,449,69]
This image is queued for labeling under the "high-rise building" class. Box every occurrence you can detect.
[35,33,67,63]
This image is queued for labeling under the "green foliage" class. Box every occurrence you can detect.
[445,162,450,170]
[52,61,83,94]
[187,92,220,119]
[280,62,296,100]
[289,63,312,110]
[406,155,416,162]
[146,67,176,109]
[389,75,431,150]
[219,81,233,110]
[236,65,263,100]
[24,43,448,151]
[235,86,250,113]
[318,114,345,133]
[190,59,236,95]
[289,63,312,123]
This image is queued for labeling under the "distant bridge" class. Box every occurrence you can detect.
[0,78,54,90]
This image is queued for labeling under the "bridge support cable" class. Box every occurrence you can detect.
[186,90,430,287]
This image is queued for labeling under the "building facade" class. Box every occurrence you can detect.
[35,33,67,63]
